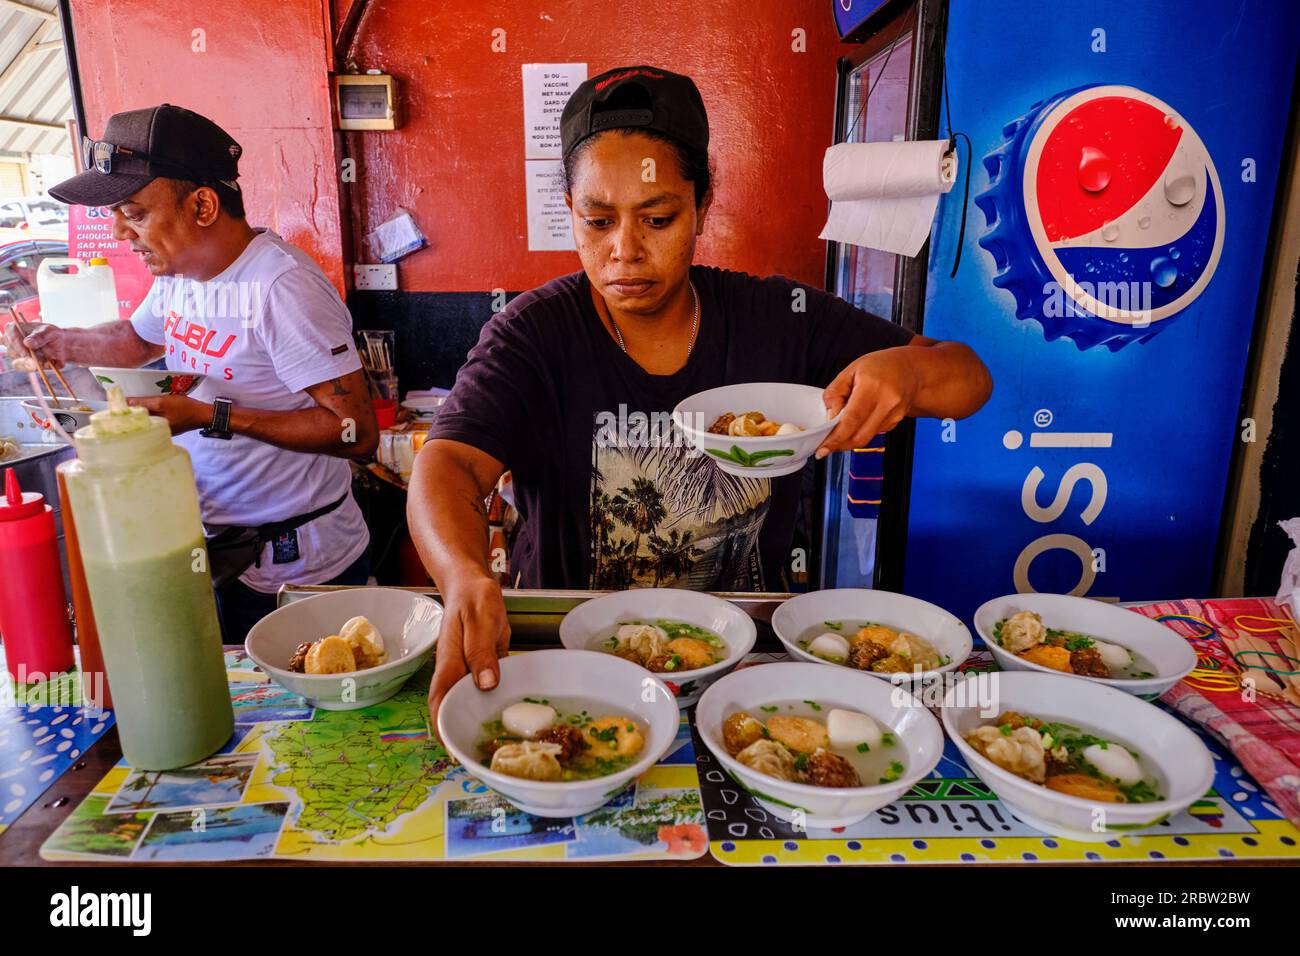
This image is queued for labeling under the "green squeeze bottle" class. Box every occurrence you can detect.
[58,388,233,770]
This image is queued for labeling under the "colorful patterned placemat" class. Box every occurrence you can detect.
[697,651,1300,865]
[1129,597,1300,825]
[0,648,116,837]
[40,651,705,863]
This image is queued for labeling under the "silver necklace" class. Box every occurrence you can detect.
[608,281,700,357]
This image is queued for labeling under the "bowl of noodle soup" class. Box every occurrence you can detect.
[437,650,680,818]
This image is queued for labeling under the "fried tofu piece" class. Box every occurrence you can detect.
[766,715,830,754]
[304,635,356,674]
[664,637,714,670]
[581,716,645,760]
[1019,644,1073,672]
[853,625,900,647]
[1045,773,1125,802]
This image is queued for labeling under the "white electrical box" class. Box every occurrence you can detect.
[335,73,401,130]
[354,264,398,291]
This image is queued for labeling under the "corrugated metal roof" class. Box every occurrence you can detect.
[0,0,72,156]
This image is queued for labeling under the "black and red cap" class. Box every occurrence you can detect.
[50,104,243,207]
[561,65,709,159]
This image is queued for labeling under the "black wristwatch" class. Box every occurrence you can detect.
[200,397,234,440]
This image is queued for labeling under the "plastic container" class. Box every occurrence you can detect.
[36,256,119,329]
[0,468,75,682]
[56,470,112,711]
[372,398,396,429]
[59,391,233,769]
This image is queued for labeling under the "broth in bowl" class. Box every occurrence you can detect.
[479,697,647,782]
[964,709,1164,804]
[797,620,951,674]
[596,618,727,674]
[437,650,681,819]
[558,589,756,708]
[993,611,1157,680]
[772,589,972,682]
[722,700,906,788]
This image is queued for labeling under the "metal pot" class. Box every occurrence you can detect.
[0,395,76,596]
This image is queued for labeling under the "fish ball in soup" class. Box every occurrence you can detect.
[502,701,558,739]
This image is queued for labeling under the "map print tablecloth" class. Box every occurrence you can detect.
[40,651,705,862]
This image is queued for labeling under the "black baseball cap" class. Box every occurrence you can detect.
[50,104,243,207]
[560,65,709,160]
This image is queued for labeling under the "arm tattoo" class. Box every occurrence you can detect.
[330,377,349,396]
[459,487,489,521]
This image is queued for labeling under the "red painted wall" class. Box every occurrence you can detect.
[342,0,850,291]
[70,1,851,297]
[69,0,347,292]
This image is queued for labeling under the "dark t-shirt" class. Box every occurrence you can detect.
[431,265,913,591]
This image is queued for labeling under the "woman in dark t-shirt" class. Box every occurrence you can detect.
[411,66,993,721]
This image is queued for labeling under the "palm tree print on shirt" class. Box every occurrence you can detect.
[590,417,772,591]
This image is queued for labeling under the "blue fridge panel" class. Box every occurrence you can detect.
[905,0,1299,622]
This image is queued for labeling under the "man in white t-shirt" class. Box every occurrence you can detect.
[3,105,379,641]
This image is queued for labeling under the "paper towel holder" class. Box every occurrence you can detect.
[942,65,973,279]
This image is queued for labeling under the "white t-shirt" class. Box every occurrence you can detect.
[130,229,369,593]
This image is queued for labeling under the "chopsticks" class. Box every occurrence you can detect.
[9,310,78,402]
[1273,621,1300,707]
[356,331,395,401]
[357,332,392,376]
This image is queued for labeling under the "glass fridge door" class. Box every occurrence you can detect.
[820,17,917,590]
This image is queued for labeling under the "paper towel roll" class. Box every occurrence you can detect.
[819,140,957,257]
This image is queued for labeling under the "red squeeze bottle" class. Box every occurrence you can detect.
[0,468,75,682]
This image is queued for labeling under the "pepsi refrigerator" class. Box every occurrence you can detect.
[817,0,1300,623]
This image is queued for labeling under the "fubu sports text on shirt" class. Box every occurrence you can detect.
[129,229,368,593]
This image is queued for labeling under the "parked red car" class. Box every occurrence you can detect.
[0,238,68,327]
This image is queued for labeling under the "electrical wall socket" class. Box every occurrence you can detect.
[354,263,398,291]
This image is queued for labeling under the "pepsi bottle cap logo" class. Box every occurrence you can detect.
[977,84,1225,350]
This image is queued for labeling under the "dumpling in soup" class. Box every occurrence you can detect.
[1000,611,1046,653]
[736,739,798,782]
[965,724,1047,784]
[490,741,564,781]
[614,624,669,662]
[886,631,941,670]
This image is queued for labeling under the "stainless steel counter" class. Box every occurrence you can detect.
[278,585,793,650]
[1,396,75,596]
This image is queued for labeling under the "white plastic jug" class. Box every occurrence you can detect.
[36,257,120,329]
